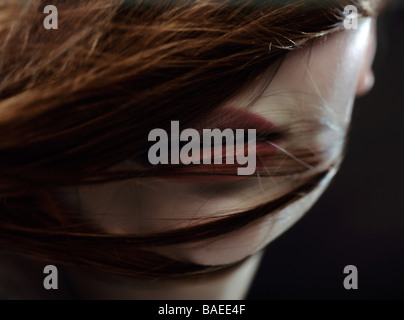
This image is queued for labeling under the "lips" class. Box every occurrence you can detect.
[195,107,278,135]
[150,107,284,183]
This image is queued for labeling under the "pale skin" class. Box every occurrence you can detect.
[54,18,377,299]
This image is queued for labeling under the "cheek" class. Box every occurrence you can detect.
[310,19,373,123]
[252,19,373,169]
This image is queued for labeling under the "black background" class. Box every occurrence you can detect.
[248,3,404,300]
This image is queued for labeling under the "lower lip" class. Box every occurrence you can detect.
[161,141,279,184]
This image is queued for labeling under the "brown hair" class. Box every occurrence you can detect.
[0,0,382,278]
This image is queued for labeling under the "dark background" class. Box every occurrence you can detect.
[248,3,404,300]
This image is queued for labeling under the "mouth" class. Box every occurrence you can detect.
[157,107,285,183]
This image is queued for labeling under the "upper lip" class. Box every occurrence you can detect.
[192,107,282,139]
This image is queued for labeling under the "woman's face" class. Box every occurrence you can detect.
[62,18,376,267]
